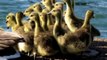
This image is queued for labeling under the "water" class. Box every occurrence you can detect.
[0,0,107,36]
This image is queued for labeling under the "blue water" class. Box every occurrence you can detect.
[0,0,107,38]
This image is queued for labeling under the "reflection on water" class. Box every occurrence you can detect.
[0,0,107,38]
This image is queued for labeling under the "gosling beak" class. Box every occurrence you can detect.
[22,12,26,17]
[6,21,10,29]
[7,27,9,29]
[6,21,8,23]
[22,11,26,16]
[23,14,26,17]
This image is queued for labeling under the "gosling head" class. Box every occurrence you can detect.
[41,0,51,6]
[54,2,64,10]
[24,8,34,16]
[49,8,61,17]
[29,12,39,21]
[6,13,16,28]
[32,3,42,13]
[85,10,94,19]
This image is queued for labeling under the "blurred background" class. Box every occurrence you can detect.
[0,0,107,38]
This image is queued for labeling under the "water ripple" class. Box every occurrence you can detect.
[88,1,107,8]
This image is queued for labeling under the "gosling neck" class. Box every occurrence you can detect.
[53,13,62,37]
[16,15,23,26]
[36,10,42,14]
[64,0,78,32]
[41,15,48,31]
[55,14,62,26]
[47,14,53,27]
[65,0,74,16]
[81,15,91,28]
[11,22,18,32]
[34,17,43,35]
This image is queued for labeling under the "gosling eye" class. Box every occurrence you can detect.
[26,11,28,13]
[30,15,34,17]
[56,4,58,6]
[34,5,37,8]
[6,16,9,19]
